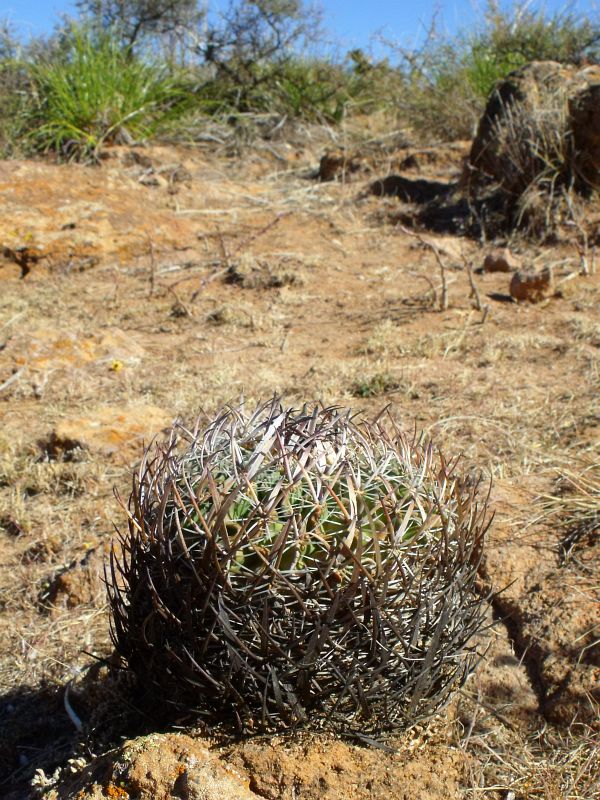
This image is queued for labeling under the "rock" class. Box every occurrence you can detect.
[318,150,362,181]
[44,547,105,610]
[569,65,600,190]
[399,154,419,170]
[48,404,171,459]
[10,327,146,373]
[138,170,168,188]
[50,733,260,800]
[466,60,600,195]
[483,248,520,273]
[231,734,462,800]
[121,149,153,169]
[467,61,571,187]
[509,266,554,302]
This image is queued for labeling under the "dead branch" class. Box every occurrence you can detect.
[400,227,449,311]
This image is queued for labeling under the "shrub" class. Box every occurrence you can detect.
[393,1,600,141]
[107,399,491,736]
[193,56,347,121]
[0,24,31,154]
[271,59,347,121]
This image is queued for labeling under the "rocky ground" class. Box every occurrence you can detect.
[0,130,598,799]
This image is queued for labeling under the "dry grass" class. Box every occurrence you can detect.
[458,717,600,799]
[540,459,600,566]
[0,135,599,797]
[567,317,600,349]
[469,80,581,239]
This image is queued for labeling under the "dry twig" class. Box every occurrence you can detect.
[400,227,449,311]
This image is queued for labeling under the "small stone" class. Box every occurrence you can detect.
[483,248,519,273]
[318,150,362,181]
[399,154,419,170]
[510,266,554,302]
[45,548,104,610]
[139,171,167,188]
[48,404,171,458]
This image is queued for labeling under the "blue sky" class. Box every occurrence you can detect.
[2,1,598,50]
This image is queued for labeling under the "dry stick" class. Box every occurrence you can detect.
[576,234,596,277]
[400,227,449,311]
[168,214,291,301]
[1,311,26,329]
[0,367,25,394]
[64,680,84,732]
[161,229,231,299]
[175,207,248,215]
[458,688,517,732]
[147,237,157,297]
[216,230,230,267]
[230,212,291,257]
[405,269,438,308]
[572,221,591,277]
[186,231,231,303]
[462,253,490,323]
[466,261,483,311]
[158,259,221,276]
[564,189,595,276]
[167,262,230,293]
[168,286,193,318]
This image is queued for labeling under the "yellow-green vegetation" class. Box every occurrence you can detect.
[20,26,190,158]
[392,1,600,140]
[0,2,597,157]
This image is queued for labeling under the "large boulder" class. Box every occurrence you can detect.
[569,65,600,189]
[466,60,600,195]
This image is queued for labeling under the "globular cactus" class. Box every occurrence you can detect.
[107,399,491,736]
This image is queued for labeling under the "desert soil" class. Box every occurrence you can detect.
[0,132,598,799]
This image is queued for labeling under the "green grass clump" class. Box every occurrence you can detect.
[21,25,189,158]
[352,372,401,398]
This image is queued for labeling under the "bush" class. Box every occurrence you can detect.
[394,1,600,141]
[107,399,490,736]
[21,25,189,158]
[0,24,31,154]
[193,56,347,122]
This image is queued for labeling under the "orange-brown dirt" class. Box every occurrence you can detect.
[0,135,598,799]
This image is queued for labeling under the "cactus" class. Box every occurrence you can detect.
[107,399,491,736]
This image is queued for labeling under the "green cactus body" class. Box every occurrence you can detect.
[107,400,490,736]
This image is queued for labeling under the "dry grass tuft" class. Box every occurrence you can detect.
[225,254,305,290]
[567,317,600,349]
[458,716,600,799]
[541,459,600,564]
